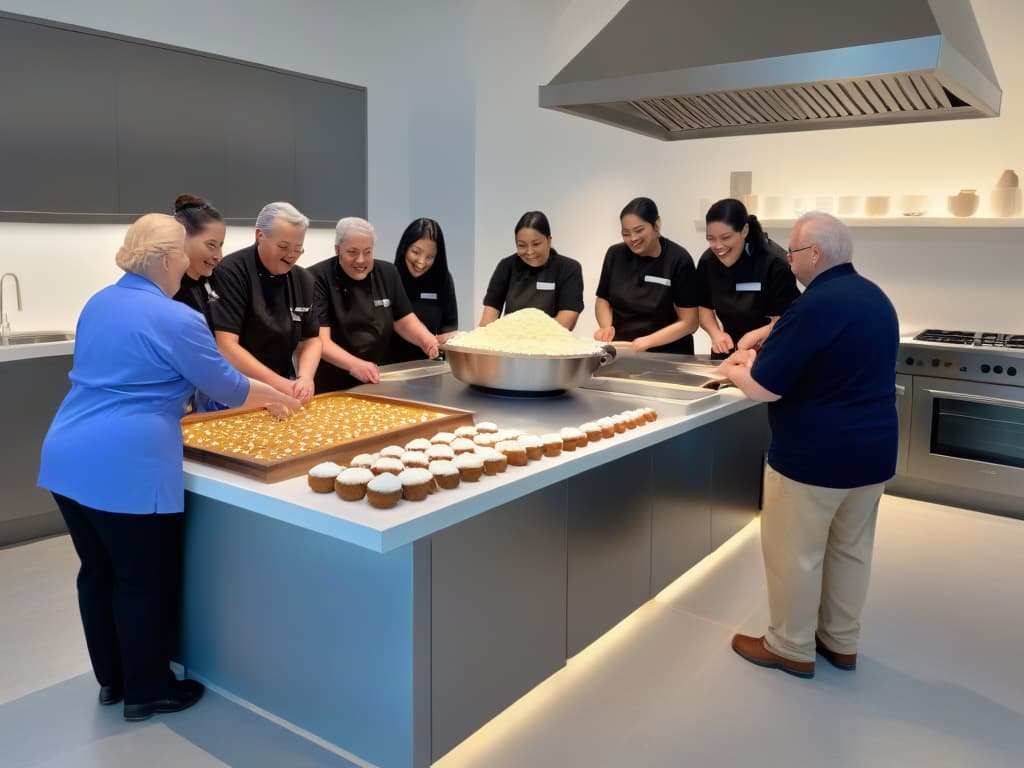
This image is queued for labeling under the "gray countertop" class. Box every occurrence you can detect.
[183,367,756,553]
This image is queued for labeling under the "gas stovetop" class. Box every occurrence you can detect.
[899,329,1024,384]
[914,329,1024,348]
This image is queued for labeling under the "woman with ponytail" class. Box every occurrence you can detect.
[699,198,799,356]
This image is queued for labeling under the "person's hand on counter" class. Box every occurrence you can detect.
[348,358,381,384]
[630,335,654,354]
[291,375,315,404]
[710,331,735,355]
[421,337,440,360]
[593,326,616,343]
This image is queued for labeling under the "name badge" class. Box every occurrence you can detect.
[203,282,220,301]
[374,298,392,307]
[536,281,556,291]
[736,282,761,291]
[290,305,310,322]
[420,292,438,300]
[644,275,671,287]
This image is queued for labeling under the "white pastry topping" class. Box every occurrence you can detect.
[307,462,342,478]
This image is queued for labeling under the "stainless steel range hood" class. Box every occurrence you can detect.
[539,0,1000,140]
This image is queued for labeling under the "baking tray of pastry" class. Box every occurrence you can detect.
[181,392,474,483]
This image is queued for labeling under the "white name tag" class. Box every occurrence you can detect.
[536,281,556,291]
[644,275,671,287]
[736,282,761,291]
[373,298,391,307]
[420,292,438,300]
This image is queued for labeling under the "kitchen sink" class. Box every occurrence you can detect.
[1,330,75,346]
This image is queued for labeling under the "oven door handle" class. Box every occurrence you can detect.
[923,387,1024,410]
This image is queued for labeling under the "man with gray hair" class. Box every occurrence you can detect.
[718,211,899,678]
[210,202,321,403]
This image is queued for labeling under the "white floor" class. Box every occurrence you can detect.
[3,495,1023,767]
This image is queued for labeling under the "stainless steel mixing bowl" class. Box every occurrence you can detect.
[443,344,616,393]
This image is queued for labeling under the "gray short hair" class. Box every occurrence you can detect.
[115,213,185,275]
[335,217,376,246]
[256,202,309,236]
[794,211,852,268]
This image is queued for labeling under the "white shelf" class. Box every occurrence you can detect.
[694,217,1024,232]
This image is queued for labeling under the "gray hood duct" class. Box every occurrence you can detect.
[539,0,1000,140]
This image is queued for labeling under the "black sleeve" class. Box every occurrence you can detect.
[387,264,415,320]
[557,257,585,313]
[595,246,614,300]
[763,255,801,316]
[440,272,459,332]
[311,262,332,327]
[294,266,319,339]
[207,256,248,335]
[671,247,698,309]
[695,251,715,308]
[482,257,512,311]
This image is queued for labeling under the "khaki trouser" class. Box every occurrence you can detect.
[761,465,887,663]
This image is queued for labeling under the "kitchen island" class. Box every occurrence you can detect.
[179,366,768,767]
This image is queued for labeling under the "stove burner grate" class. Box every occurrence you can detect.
[915,329,1024,348]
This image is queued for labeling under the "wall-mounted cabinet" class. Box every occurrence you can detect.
[0,12,367,224]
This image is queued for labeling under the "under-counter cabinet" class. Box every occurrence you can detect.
[0,354,71,546]
[177,377,767,768]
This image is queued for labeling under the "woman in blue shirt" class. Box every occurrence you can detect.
[38,214,298,721]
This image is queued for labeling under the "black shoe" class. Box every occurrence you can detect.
[98,685,123,705]
[123,679,204,722]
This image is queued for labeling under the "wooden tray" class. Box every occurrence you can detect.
[181,391,474,483]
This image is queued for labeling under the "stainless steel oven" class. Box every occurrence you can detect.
[893,330,1024,516]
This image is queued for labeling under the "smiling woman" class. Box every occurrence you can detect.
[390,218,459,364]
[593,197,698,354]
[480,210,584,331]
[171,194,225,326]
[697,198,800,357]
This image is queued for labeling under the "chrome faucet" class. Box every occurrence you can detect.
[0,272,22,341]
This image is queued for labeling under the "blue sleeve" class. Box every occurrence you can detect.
[170,311,250,407]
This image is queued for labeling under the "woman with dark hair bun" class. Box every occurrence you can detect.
[389,218,459,363]
[594,197,698,354]
[171,193,225,325]
[480,211,584,330]
[699,198,799,356]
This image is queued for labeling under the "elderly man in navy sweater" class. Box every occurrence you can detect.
[718,211,899,678]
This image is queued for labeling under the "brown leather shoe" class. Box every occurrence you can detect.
[815,635,857,671]
[731,634,815,678]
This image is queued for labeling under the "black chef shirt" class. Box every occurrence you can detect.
[482,250,584,318]
[388,271,458,364]
[595,236,697,354]
[696,238,799,347]
[208,243,318,379]
[173,274,219,328]
[310,257,414,392]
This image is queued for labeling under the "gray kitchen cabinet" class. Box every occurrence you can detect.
[220,63,297,219]
[0,12,367,223]
[651,427,714,593]
[711,404,768,548]
[292,77,368,221]
[0,17,119,214]
[115,43,229,215]
[0,355,72,547]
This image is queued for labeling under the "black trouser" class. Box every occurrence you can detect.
[54,493,182,704]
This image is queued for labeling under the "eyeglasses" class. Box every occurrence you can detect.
[786,244,815,256]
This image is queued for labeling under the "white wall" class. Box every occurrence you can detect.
[472,0,1024,348]
[1,0,1022,344]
